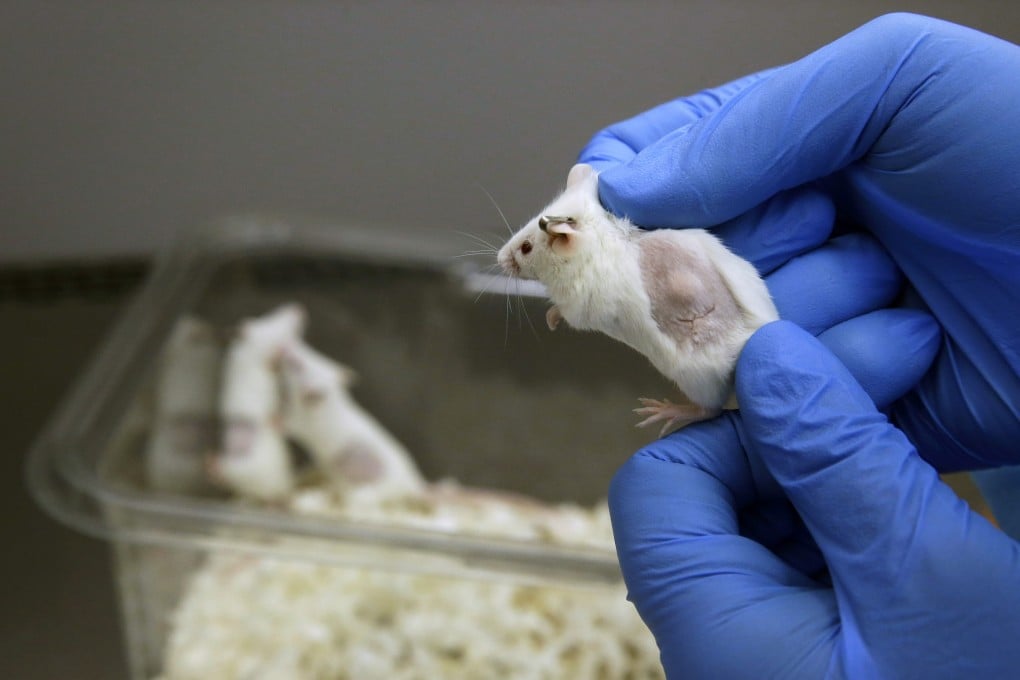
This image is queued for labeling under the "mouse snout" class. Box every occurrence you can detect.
[497,246,520,277]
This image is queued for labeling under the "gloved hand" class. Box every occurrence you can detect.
[610,321,1020,679]
[578,13,1020,678]
[580,13,1020,472]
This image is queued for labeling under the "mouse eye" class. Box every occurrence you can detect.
[521,240,532,255]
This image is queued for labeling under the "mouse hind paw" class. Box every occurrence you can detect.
[633,397,718,437]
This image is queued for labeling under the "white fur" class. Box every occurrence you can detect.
[643,228,777,408]
[279,339,425,501]
[211,304,306,500]
[210,422,295,501]
[145,317,222,494]
[220,303,306,420]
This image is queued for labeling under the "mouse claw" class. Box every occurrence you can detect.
[633,398,715,437]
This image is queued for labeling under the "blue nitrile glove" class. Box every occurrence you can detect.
[610,321,1020,679]
[580,13,1020,473]
[578,13,1020,678]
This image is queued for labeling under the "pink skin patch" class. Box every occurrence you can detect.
[302,390,326,408]
[223,419,257,458]
[637,232,742,349]
[333,445,384,484]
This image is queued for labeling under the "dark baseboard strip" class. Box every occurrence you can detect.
[0,259,150,303]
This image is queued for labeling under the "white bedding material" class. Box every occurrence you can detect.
[158,488,664,679]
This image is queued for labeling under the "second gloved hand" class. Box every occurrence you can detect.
[610,321,1020,679]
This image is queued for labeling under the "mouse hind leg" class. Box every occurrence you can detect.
[633,397,720,437]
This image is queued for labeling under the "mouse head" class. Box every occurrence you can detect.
[497,164,599,282]
[235,304,307,355]
[278,341,357,409]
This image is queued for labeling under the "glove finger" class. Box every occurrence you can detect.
[713,187,833,276]
[893,340,1020,471]
[578,70,775,172]
[737,309,940,567]
[594,15,989,228]
[765,233,900,335]
[738,500,828,580]
[736,321,1020,675]
[818,309,941,409]
[610,312,941,675]
[609,417,836,678]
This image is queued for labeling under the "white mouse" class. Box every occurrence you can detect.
[209,304,306,501]
[278,339,425,501]
[145,317,222,495]
[219,303,306,420]
[206,417,295,502]
[497,164,779,434]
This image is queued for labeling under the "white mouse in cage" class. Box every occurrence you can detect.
[278,339,425,501]
[497,164,779,435]
[207,304,306,501]
[145,316,222,494]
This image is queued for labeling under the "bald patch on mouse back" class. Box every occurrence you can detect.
[332,444,385,484]
[638,232,742,348]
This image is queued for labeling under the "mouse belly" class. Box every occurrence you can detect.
[666,333,745,402]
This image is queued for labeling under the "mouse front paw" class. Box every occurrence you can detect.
[545,305,564,331]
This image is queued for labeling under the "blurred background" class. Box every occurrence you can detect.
[2,2,1016,677]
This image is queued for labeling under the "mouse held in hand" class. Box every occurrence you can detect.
[497,164,779,435]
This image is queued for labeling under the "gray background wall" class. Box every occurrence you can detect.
[2,3,1018,679]
[3,1,1018,262]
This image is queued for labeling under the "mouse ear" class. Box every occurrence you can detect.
[566,163,595,187]
[545,221,577,236]
[547,223,579,255]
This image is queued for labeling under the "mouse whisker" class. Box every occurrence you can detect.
[472,274,500,304]
[454,230,502,253]
[475,183,515,237]
[453,249,498,259]
[454,228,501,249]
[515,279,541,342]
[471,263,505,304]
